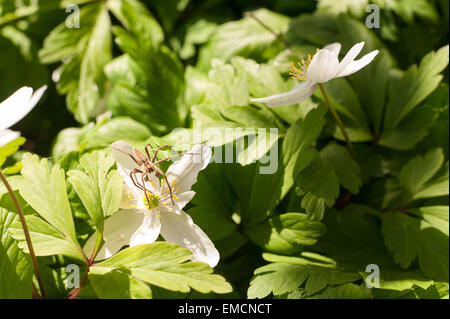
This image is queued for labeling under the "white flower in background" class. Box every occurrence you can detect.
[84,141,220,267]
[0,86,47,147]
[251,41,379,107]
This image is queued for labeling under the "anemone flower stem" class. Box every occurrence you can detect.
[246,12,290,48]
[66,234,102,299]
[0,171,46,298]
[318,84,355,158]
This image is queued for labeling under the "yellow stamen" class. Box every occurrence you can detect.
[143,193,160,210]
[289,49,319,81]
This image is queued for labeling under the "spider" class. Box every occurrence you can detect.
[112,142,183,206]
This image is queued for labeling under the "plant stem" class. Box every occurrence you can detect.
[0,171,46,298]
[318,84,355,158]
[246,12,290,48]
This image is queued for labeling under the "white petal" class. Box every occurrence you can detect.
[173,191,196,210]
[0,129,21,148]
[120,183,141,210]
[250,80,316,107]
[164,144,212,194]
[159,210,220,267]
[307,50,340,83]
[129,213,161,247]
[336,41,365,75]
[84,209,146,261]
[322,42,341,56]
[0,86,47,131]
[336,50,379,78]
[112,140,140,186]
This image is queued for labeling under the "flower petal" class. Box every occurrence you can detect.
[165,144,212,194]
[173,191,196,210]
[336,50,379,78]
[84,209,146,261]
[250,80,316,107]
[307,50,340,83]
[322,42,341,56]
[0,129,21,148]
[159,210,220,267]
[336,41,365,75]
[0,86,47,131]
[120,183,141,210]
[129,213,161,247]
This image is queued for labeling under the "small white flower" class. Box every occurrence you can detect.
[0,86,47,147]
[251,41,379,107]
[84,141,220,267]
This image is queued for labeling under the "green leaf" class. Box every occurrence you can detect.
[109,28,185,134]
[39,2,112,123]
[297,156,340,200]
[317,0,368,17]
[0,137,25,167]
[18,154,77,243]
[14,154,85,261]
[398,148,449,201]
[205,59,249,112]
[320,144,362,194]
[92,243,232,294]
[382,45,449,133]
[108,0,164,49]
[301,192,334,221]
[0,208,33,298]
[89,267,152,299]
[321,78,370,134]
[51,117,151,162]
[222,106,277,129]
[382,212,449,281]
[360,269,433,291]
[144,0,189,33]
[248,261,359,299]
[410,206,449,236]
[9,215,86,261]
[382,213,420,269]
[307,283,371,299]
[378,103,439,150]
[67,151,123,231]
[245,213,326,254]
[197,9,289,70]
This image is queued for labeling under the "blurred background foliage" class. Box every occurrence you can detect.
[1,0,448,156]
[0,0,449,299]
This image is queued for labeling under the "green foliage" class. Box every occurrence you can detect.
[39,2,112,123]
[0,208,33,298]
[10,154,86,261]
[90,243,232,294]
[67,151,123,232]
[0,0,448,300]
[0,137,25,167]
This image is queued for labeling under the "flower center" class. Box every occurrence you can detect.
[289,49,319,81]
[143,192,160,210]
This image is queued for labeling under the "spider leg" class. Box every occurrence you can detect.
[159,169,175,205]
[154,153,184,165]
[113,148,141,167]
[152,145,172,162]
[140,172,152,206]
[130,169,145,191]
[144,144,153,162]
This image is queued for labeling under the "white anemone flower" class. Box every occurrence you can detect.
[84,141,220,267]
[251,41,379,107]
[0,86,47,147]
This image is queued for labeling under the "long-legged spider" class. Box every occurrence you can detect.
[113,143,184,206]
